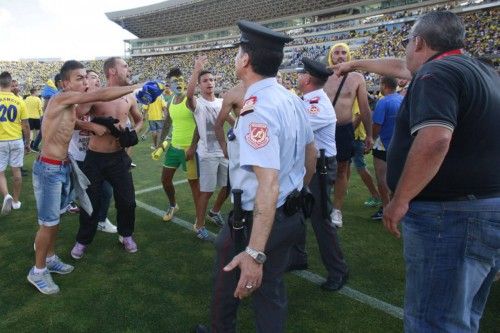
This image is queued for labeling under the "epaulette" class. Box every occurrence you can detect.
[309,96,320,104]
[240,96,257,116]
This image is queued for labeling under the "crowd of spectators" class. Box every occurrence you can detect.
[1,7,497,95]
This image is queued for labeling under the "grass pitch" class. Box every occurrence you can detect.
[0,141,498,332]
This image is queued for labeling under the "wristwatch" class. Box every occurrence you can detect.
[245,246,267,264]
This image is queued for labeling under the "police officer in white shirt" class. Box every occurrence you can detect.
[195,20,316,333]
[288,57,349,291]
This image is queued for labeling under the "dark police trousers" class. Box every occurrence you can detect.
[210,206,304,333]
[77,150,136,244]
[288,157,348,280]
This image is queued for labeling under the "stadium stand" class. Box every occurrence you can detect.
[1,0,497,95]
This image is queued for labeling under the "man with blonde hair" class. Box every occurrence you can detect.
[324,43,373,228]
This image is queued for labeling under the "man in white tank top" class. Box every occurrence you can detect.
[186,56,229,240]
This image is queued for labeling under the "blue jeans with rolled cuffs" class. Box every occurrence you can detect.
[32,160,72,226]
[402,197,500,333]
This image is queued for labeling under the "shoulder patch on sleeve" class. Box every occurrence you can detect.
[245,122,269,149]
[308,104,320,115]
[240,96,257,116]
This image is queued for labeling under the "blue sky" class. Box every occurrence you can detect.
[0,0,161,61]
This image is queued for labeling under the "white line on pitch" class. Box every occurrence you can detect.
[135,199,404,320]
[135,179,188,195]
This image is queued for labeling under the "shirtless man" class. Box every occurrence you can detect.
[71,57,147,259]
[323,43,373,227]
[28,60,143,295]
[214,81,245,159]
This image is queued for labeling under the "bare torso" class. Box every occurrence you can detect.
[324,72,363,125]
[89,94,134,153]
[227,83,245,117]
[40,97,77,160]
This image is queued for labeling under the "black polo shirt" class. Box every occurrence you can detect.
[387,55,500,200]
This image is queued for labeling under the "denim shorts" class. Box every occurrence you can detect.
[32,159,72,226]
[148,120,163,132]
[351,139,366,169]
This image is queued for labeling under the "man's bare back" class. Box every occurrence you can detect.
[223,82,245,118]
[215,82,246,158]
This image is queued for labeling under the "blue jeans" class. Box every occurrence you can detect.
[32,159,72,226]
[402,198,500,333]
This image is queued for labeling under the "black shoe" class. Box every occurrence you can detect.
[21,168,28,177]
[371,207,383,220]
[192,324,210,333]
[286,262,309,272]
[321,271,349,291]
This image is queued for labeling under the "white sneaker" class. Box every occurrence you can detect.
[12,201,21,210]
[97,218,117,233]
[1,194,13,216]
[330,209,343,228]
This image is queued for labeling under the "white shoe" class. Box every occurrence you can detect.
[330,209,343,228]
[97,218,117,233]
[1,194,13,216]
[12,201,21,210]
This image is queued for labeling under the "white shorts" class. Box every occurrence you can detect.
[198,156,228,192]
[0,139,24,171]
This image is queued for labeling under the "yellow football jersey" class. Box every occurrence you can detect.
[143,96,166,121]
[25,95,43,119]
[0,91,28,141]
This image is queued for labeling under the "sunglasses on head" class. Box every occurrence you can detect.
[401,36,417,48]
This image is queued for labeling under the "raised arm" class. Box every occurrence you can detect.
[333,58,413,81]
[56,84,141,109]
[186,55,208,111]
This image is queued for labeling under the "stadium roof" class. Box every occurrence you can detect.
[106,0,351,38]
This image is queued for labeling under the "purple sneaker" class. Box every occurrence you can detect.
[118,236,138,253]
[70,242,87,260]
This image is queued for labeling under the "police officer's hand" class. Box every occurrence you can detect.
[224,252,263,299]
[382,198,409,238]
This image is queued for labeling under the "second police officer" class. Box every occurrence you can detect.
[288,57,349,291]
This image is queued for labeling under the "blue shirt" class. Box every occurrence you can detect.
[373,92,403,149]
[228,78,314,210]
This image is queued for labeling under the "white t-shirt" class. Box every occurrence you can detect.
[193,96,224,158]
[68,115,91,162]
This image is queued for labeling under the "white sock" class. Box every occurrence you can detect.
[33,266,47,274]
[46,254,57,263]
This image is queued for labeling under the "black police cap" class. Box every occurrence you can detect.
[297,57,333,80]
[236,20,293,52]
